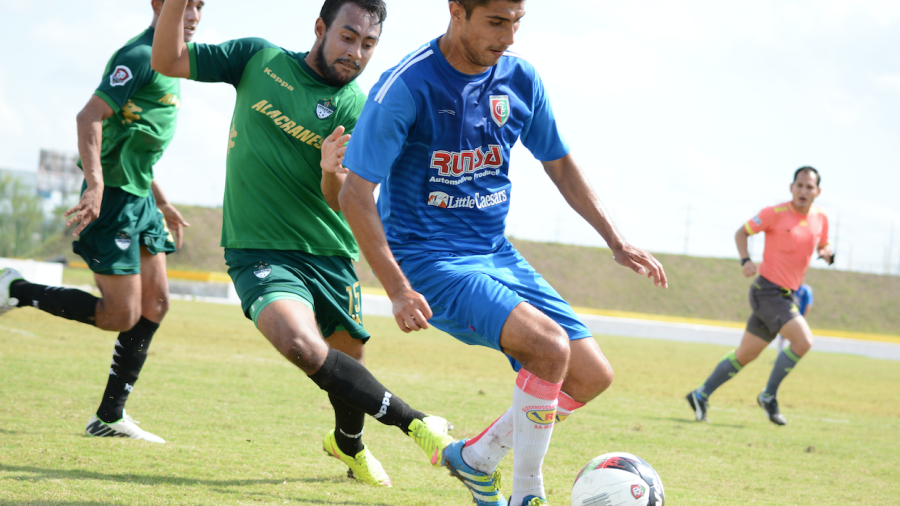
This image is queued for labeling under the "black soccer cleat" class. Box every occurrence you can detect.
[757,392,787,426]
[686,390,708,422]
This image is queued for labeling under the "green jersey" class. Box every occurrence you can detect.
[188,38,365,259]
[88,27,182,198]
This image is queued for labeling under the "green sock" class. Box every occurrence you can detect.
[697,350,743,399]
[763,347,801,397]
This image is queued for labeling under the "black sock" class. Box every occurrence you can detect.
[329,393,366,456]
[10,280,98,326]
[96,317,159,423]
[309,349,425,434]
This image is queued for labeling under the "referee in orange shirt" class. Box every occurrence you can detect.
[687,167,833,425]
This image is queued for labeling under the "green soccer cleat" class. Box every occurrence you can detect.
[323,430,391,487]
[409,415,454,466]
[521,496,549,506]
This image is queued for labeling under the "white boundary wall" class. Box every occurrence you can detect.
[3,259,895,362]
[0,258,63,286]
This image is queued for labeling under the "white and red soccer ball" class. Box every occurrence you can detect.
[571,452,665,506]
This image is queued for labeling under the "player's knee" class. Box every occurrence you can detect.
[540,328,571,371]
[278,334,327,372]
[99,307,142,332]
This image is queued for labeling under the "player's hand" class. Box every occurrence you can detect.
[391,287,433,333]
[612,243,668,288]
[157,202,190,249]
[818,245,834,266]
[742,260,758,278]
[64,186,104,236]
[320,125,351,174]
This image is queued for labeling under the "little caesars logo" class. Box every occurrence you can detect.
[427,189,507,210]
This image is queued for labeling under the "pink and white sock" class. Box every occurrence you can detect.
[462,408,513,473]
[555,391,586,423]
[462,390,586,475]
[509,368,562,505]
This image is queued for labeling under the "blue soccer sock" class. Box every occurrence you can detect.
[696,350,743,399]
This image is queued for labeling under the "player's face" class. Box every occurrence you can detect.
[152,0,204,43]
[182,0,204,43]
[314,4,381,87]
[790,171,821,209]
[457,0,525,68]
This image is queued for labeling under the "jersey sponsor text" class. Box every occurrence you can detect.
[427,189,507,210]
[430,145,503,177]
[250,99,324,149]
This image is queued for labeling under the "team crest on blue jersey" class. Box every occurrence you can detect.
[490,95,510,127]
[316,99,335,119]
[114,232,132,251]
[253,262,272,279]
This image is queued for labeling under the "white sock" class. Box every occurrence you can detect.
[509,368,562,505]
[462,390,586,475]
[462,408,513,473]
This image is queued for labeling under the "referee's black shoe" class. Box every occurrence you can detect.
[758,392,787,425]
[686,390,709,422]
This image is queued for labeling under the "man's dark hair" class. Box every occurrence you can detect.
[793,166,821,187]
[450,0,523,19]
[320,0,387,28]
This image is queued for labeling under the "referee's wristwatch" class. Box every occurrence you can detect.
[740,258,752,266]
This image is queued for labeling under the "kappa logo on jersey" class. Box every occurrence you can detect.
[263,67,295,91]
[114,232,132,251]
[316,99,335,119]
[490,95,510,127]
[110,65,133,87]
[430,145,504,178]
[253,262,272,279]
[426,190,507,210]
[631,484,646,499]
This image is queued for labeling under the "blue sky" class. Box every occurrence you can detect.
[1,0,899,274]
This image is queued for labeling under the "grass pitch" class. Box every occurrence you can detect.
[1,300,898,505]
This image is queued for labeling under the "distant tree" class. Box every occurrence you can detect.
[0,173,44,257]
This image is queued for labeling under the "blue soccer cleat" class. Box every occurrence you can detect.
[442,439,507,506]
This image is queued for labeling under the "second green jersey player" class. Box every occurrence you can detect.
[152,0,455,487]
[0,0,204,443]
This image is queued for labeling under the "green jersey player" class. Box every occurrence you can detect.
[152,0,454,487]
[0,0,204,443]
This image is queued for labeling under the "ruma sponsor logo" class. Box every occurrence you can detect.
[525,408,556,425]
[430,145,503,177]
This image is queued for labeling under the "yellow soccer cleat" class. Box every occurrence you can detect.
[408,415,454,466]
[323,430,391,487]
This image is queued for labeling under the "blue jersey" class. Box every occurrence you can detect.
[796,283,813,315]
[344,38,570,259]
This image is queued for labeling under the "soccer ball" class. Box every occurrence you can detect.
[571,452,665,506]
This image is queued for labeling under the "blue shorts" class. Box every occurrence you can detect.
[399,240,592,371]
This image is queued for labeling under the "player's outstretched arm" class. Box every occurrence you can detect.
[65,95,114,236]
[339,173,433,333]
[320,126,351,212]
[735,226,757,277]
[542,154,668,288]
[151,181,190,249]
[151,0,192,78]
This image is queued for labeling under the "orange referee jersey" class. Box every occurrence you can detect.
[745,201,829,291]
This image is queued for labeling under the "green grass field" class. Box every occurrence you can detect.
[1,300,898,505]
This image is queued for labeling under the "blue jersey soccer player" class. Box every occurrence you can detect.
[338,1,667,504]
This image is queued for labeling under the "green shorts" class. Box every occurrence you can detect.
[73,184,176,275]
[224,248,369,341]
